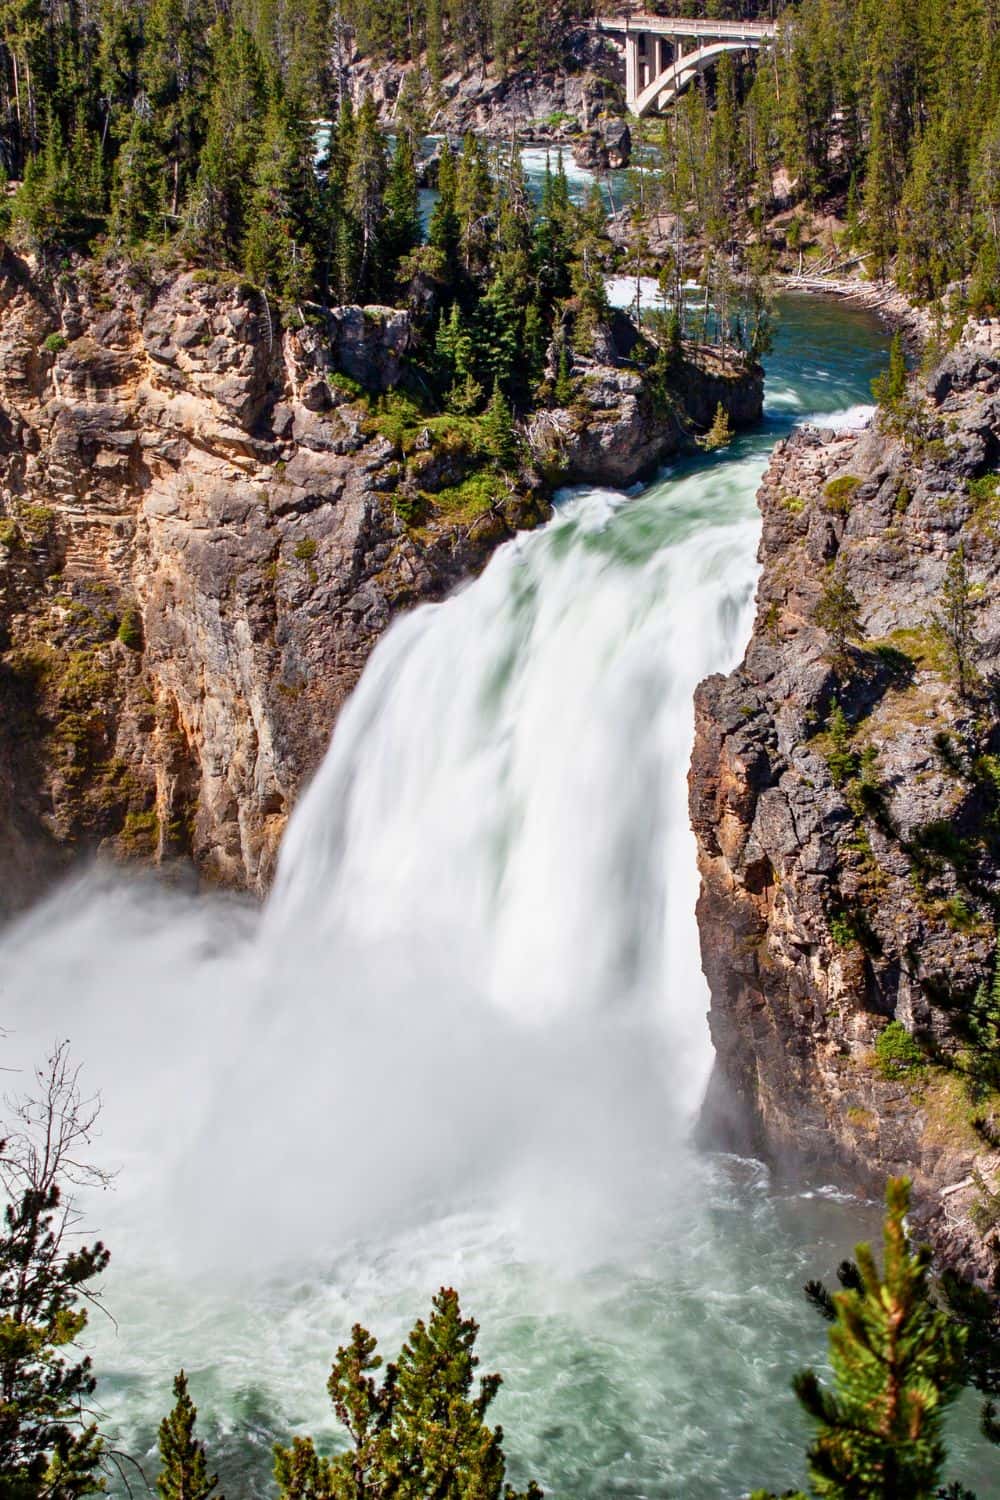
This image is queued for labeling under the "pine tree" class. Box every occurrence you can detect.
[454,132,493,275]
[475,274,521,396]
[426,0,443,87]
[0,1045,111,1500]
[141,0,212,217]
[482,384,518,470]
[11,108,103,250]
[553,342,574,406]
[698,402,734,451]
[110,108,165,245]
[382,132,423,288]
[533,154,573,317]
[437,303,482,411]
[814,569,864,662]
[283,0,332,112]
[95,0,144,154]
[347,93,388,301]
[157,1372,221,1500]
[933,543,978,701]
[273,1288,542,1500]
[969,237,1000,318]
[898,117,968,301]
[938,1267,1000,1449]
[967,934,1000,1093]
[320,92,359,304]
[973,116,1000,306]
[570,182,611,354]
[428,140,460,277]
[825,701,856,787]
[182,22,267,262]
[395,68,428,146]
[243,90,318,303]
[872,332,907,410]
[862,87,900,281]
[754,1179,966,1500]
[522,298,547,393]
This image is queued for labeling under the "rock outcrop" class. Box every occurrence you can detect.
[690,323,1000,1282]
[527,327,763,488]
[348,29,625,140]
[0,252,544,915]
[572,119,632,171]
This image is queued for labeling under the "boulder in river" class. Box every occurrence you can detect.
[572,118,632,172]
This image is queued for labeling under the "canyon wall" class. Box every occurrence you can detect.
[0,252,546,914]
[691,322,1000,1281]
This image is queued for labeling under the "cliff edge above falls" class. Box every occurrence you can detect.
[0,252,547,914]
[690,320,1000,1284]
[0,252,761,918]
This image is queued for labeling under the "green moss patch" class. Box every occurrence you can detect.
[874,627,951,677]
[874,1019,926,1081]
[121,808,160,853]
[423,468,507,526]
[117,606,144,651]
[824,475,862,515]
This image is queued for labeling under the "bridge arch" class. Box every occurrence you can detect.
[598,15,777,117]
[632,37,768,117]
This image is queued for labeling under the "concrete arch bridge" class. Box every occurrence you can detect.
[599,13,777,116]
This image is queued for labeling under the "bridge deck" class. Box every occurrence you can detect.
[600,14,776,39]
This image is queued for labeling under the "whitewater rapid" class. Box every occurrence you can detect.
[2,296,939,1498]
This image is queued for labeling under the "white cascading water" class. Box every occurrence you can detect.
[1,469,758,1255]
[2,296,955,1499]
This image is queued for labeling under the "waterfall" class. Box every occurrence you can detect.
[0,296,902,1498]
[0,470,759,1261]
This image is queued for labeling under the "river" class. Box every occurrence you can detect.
[0,295,993,1497]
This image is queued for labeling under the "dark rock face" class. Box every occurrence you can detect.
[0,253,543,915]
[327,305,414,391]
[690,325,1000,1282]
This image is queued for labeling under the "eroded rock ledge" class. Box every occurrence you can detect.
[0,252,548,913]
[690,323,1000,1283]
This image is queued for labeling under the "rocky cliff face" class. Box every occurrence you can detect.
[349,28,625,141]
[0,251,544,915]
[690,321,1000,1282]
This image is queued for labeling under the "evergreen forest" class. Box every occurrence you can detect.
[1,0,999,343]
[4,4,1000,1498]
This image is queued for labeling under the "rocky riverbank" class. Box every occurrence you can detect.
[690,320,1000,1283]
[0,250,761,917]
